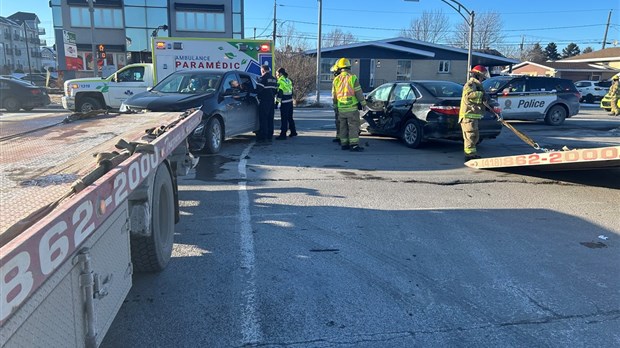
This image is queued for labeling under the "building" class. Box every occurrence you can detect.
[41,47,57,71]
[0,12,46,73]
[557,47,620,70]
[503,61,618,82]
[50,0,244,77]
[306,37,519,91]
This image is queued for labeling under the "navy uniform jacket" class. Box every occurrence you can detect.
[256,72,278,104]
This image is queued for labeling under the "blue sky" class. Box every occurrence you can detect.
[2,0,618,54]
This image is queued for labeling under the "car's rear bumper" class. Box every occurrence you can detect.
[424,115,502,140]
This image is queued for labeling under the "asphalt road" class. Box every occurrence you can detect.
[100,106,620,347]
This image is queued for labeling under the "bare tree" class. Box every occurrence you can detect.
[276,22,311,52]
[275,46,316,105]
[322,28,357,48]
[452,12,504,50]
[524,43,546,63]
[399,10,450,43]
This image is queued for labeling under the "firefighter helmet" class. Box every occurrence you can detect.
[471,65,490,80]
[335,58,351,70]
[613,75,619,80]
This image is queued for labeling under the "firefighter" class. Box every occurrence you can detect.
[331,63,341,143]
[609,75,619,116]
[256,64,278,143]
[275,67,297,139]
[332,58,367,152]
[459,65,490,161]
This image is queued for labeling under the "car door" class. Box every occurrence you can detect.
[237,73,259,132]
[384,83,416,131]
[364,83,394,132]
[495,78,530,120]
[108,65,149,108]
[219,72,244,136]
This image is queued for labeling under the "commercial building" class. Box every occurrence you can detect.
[50,0,244,77]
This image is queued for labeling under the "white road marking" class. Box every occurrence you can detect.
[237,142,262,344]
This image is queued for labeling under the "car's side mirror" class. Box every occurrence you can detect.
[366,95,374,103]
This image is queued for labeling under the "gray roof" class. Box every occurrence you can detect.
[7,12,40,25]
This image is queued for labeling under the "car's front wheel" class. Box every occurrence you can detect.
[78,97,102,113]
[203,117,223,154]
[544,105,566,126]
[401,118,423,148]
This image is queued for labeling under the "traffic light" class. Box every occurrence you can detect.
[97,44,106,59]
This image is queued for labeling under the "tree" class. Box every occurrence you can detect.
[452,12,504,50]
[525,43,546,63]
[582,46,593,54]
[322,28,357,48]
[399,10,450,43]
[275,48,316,105]
[276,22,310,52]
[544,42,560,61]
[562,43,581,58]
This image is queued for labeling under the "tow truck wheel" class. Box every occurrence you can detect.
[544,105,566,126]
[401,118,423,148]
[131,164,175,272]
[204,117,223,154]
[4,97,21,112]
[78,97,102,113]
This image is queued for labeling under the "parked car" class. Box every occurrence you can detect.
[121,69,259,154]
[574,80,610,103]
[0,77,51,112]
[363,80,502,148]
[483,76,580,126]
[20,74,58,89]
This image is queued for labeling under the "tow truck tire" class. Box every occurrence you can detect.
[544,105,566,126]
[78,97,102,113]
[131,164,175,272]
[401,118,423,148]
[204,117,223,154]
[4,97,21,112]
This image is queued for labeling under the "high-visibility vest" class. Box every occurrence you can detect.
[459,77,485,120]
[276,76,293,103]
[333,71,362,112]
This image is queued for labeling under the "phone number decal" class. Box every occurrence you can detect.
[471,146,620,168]
[0,112,201,324]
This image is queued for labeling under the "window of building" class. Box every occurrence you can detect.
[124,7,147,27]
[176,11,225,32]
[51,6,63,27]
[70,7,123,28]
[146,8,168,29]
[396,60,411,81]
[126,28,149,52]
[438,60,450,73]
[320,58,337,82]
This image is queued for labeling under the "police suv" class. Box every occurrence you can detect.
[483,76,580,126]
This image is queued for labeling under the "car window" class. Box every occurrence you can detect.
[222,73,241,93]
[238,73,255,92]
[482,77,512,93]
[555,79,577,92]
[155,73,185,93]
[390,84,414,102]
[368,84,392,102]
[117,66,145,82]
[596,81,611,88]
[526,79,549,92]
[574,81,590,88]
[418,81,462,98]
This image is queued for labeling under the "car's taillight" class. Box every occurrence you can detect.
[493,106,501,115]
[30,89,41,95]
[430,105,460,115]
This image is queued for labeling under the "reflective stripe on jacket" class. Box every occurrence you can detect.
[276,76,293,103]
[459,77,485,120]
[332,71,366,112]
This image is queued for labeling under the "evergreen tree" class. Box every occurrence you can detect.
[544,42,560,61]
[582,46,593,54]
[562,43,581,58]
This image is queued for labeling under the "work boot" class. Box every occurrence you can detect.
[341,144,350,150]
[275,134,287,140]
[350,145,364,152]
[289,132,298,137]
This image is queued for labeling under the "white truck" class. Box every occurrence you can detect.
[62,37,274,113]
[0,109,202,347]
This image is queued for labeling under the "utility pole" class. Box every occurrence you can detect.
[602,9,612,49]
[315,0,322,105]
[273,0,277,51]
[253,28,256,40]
[87,0,97,77]
[520,35,525,60]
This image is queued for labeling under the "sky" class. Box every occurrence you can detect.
[1,0,618,55]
